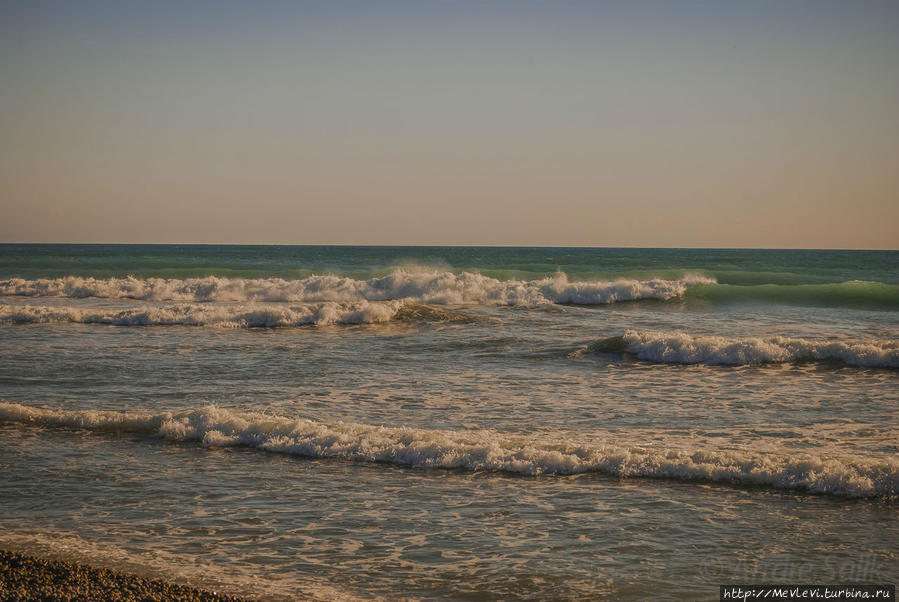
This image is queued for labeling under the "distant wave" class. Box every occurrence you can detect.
[686,280,899,310]
[1,403,895,497]
[0,301,476,327]
[0,271,714,306]
[588,330,899,368]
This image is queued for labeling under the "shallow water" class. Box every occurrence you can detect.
[0,245,896,599]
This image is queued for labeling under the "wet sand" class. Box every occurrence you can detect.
[0,549,250,601]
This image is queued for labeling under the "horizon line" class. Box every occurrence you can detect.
[1,242,897,252]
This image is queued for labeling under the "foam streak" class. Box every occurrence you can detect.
[0,301,405,326]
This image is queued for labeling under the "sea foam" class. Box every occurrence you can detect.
[1,403,895,498]
[589,330,899,368]
[0,301,407,326]
[0,271,713,306]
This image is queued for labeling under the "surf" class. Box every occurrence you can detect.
[0,271,714,306]
[587,330,899,368]
[1,402,895,498]
[0,301,479,327]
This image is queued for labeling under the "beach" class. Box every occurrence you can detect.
[0,549,247,601]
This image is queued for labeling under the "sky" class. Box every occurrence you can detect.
[1,0,897,248]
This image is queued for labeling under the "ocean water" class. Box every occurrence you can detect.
[0,244,896,600]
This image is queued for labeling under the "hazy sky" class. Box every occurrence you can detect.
[1,1,897,248]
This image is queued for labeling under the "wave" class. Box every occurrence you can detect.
[589,330,899,368]
[0,271,714,306]
[0,301,439,327]
[4,273,895,310]
[686,280,899,310]
[1,403,895,498]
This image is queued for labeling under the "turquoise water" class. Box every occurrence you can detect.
[2,244,898,285]
[0,245,897,599]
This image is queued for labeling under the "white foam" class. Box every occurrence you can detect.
[1,403,895,497]
[0,271,714,306]
[600,330,899,368]
[0,301,405,326]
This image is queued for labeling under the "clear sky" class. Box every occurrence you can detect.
[1,0,897,248]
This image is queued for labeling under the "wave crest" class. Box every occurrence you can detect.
[0,301,408,327]
[1,403,895,498]
[0,271,714,306]
[589,330,899,368]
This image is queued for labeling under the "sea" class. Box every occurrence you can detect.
[0,244,896,600]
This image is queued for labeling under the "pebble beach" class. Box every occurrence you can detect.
[0,550,249,601]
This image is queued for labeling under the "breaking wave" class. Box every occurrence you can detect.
[0,271,713,306]
[589,330,899,368]
[0,301,456,327]
[0,403,895,498]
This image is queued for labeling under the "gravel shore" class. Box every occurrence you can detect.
[0,550,251,601]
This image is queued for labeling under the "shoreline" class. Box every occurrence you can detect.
[0,549,250,601]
